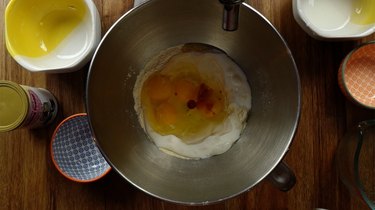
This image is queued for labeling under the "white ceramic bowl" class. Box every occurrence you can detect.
[5,0,101,73]
[293,0,375,40]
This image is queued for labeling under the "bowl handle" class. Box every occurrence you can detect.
[266,161,296,191]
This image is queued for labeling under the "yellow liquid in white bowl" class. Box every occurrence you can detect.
[5,0,87,57]
[301,0,375,31]
[352,0,375,24]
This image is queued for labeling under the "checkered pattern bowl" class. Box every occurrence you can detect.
[51,113,111,182]
[338,42,375,109]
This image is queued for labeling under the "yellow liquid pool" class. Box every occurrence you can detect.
[352,0,375,24]
[5,0,87,57]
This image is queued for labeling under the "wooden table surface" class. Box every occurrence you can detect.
[1,0,375,209]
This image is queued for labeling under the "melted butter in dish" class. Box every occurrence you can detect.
[5,0,87,57]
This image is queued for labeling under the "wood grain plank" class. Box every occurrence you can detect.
[0,0,375,209]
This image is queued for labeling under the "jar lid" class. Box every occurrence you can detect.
[339,42,375,109]
[0,80,28,132]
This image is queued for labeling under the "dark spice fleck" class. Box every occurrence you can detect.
[187,100,197,109]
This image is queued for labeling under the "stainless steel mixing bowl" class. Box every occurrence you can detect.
[86,0,300,204]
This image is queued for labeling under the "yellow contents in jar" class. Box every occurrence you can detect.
[5,0,87,57]
[352,0,375,24]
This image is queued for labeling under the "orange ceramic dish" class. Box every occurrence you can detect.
[339,42,375,109]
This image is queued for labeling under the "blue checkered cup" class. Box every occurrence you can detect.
[50,113,111,182]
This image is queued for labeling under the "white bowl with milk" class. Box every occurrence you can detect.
[293,0,375,39]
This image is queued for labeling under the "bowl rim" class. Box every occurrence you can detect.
[50,113,111,183]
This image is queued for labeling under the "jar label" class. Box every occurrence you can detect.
[21,86,58,128]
